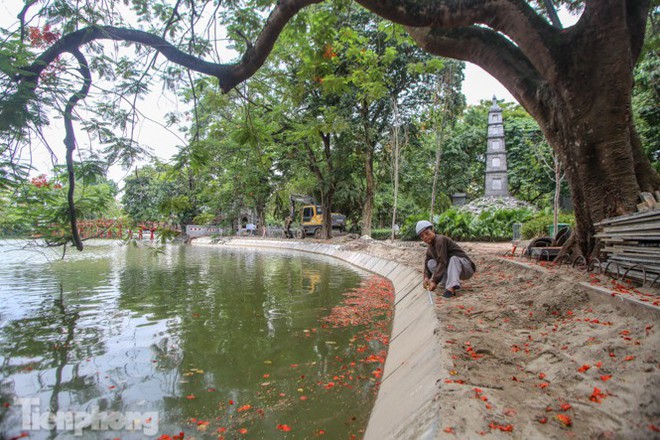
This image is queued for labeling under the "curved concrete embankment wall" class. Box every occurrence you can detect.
[198,239,443,439]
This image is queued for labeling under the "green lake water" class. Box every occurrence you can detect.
[0,240,391,439]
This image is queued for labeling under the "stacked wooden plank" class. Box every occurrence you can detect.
[594,193,660,285]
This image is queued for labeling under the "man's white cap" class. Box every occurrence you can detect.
[416,220,433,236]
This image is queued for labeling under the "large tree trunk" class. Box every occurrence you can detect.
[544,99,659,257]
[402,0,660,258]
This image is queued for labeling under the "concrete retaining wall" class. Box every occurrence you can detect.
[197,238,443,439]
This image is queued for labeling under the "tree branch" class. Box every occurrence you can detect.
[64,48,92,251]
[625,0,652,64]
[17,0,39,43]
[356,0,559,75]
[15,0,321,100]
[405,25,551,120]
[541,0,562,28]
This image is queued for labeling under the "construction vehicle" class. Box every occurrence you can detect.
[288,194,346,239]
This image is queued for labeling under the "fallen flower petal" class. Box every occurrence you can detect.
[590,387,607,403]
[577,364,591,373]
[600,375,612,382]
[489,422,513,432]
[556,414,572,427]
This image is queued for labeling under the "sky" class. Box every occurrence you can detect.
[1,1,578,183]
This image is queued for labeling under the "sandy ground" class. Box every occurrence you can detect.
[328,236,660,439]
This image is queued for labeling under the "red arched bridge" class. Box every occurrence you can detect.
[76,220,179,240]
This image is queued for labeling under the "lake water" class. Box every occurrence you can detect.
[0,240,392,439]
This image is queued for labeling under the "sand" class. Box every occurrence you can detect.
[334,237,660,439]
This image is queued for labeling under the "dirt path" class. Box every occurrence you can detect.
[334,238,660,439]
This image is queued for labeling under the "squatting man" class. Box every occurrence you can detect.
[417,220,476,298]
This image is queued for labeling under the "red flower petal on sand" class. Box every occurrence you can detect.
[537,417,548,424]
[556,414,572,426]
[560,403,572,411]
[600,375,612,381]
[444,427,454,433]
[624,355,635,361]
[577,364,590,373]
[488,422,513,432]
[589,387,607,403]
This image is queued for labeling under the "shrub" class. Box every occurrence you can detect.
[400,213,429,241]
[371,228,394,240]
[435,207,534,241]
[436,209,474,240]
[401,208,535,242]
[521,212,575,239]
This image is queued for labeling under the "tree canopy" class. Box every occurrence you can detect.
[1,0,658,255]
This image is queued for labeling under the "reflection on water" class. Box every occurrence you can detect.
[0,240,389,439]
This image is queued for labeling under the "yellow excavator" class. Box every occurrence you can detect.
[288,194,346,239]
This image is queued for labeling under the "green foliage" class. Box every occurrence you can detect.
[435,209,475,241]
[400,213,430,241]
[0,172,118,241]
[521,211,576,239]
[370,228,394,240]
[436,208,535,241]
[632,47,659,172]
